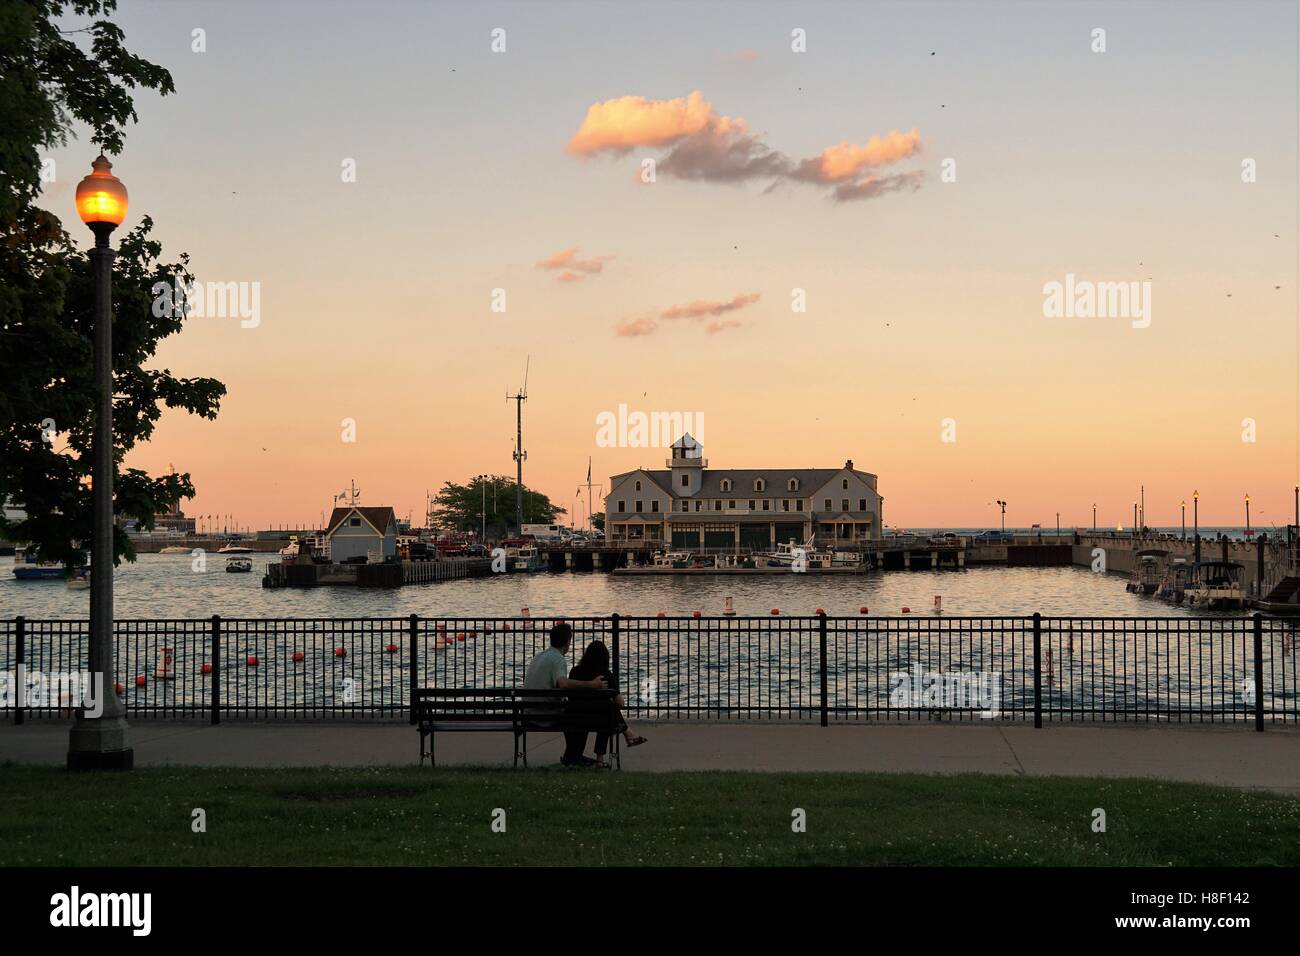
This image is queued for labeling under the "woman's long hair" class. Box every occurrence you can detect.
[571,640,610,681]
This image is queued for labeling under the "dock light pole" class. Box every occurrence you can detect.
[1245,494,1251,535]
[1181,500,1186,541]
[1092,503,1096,533]
[476,475,486,542]
[1193,490,1200,561]
[1132,502,1138,537]
[996,500,1006,533]
[69,155,132,770]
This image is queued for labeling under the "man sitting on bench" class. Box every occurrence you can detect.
[523,622,607,767]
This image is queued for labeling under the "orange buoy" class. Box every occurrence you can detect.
[815,608,825,615]
[245,655,258,667]
[201,663,213,675]
[901,606,911,614]
[859,606,869,614]
[291,651,305,663]
[114,682,124,695]
[771,608,780,615]
[444,636,454,645]
[456,633,466,642]
[385,643,399,653]
[691,610,700,618]
[134,674,147,687]
[660,611,668,618]
[334,647,347,658]
[468,630,477,639]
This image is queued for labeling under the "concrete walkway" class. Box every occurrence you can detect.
[3,720,1298,793]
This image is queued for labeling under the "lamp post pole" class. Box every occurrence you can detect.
[996,500,1006,533]
[68,155,132,770]
[1180,500,1186,541]
[1132,502,1137,537]
[1092,503,1096,534]
[1245,494,1251,535]
[1193,490,1200,562]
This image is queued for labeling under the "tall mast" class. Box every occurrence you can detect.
[508,357,529,532]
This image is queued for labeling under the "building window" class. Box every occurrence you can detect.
[635,501,643,513]
[796,500,804,511]
[787,478,799,491]
[635,480,641,492]
[824,499,832,511]
[728,500,736,510]
[680,474,689,487]
[858,498,867,511]
[617,501,625,513]
[748,500,755,510]
[651,501,659,513]
[754,479,765,492]
[714,500,722,511]
[841,499,849,512]
[762,500,770,511]
[679,500,688,512]
[695,500,702,512]
[349,517,361,527]
[721,479,732,492]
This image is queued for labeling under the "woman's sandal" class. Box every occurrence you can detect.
[625,735,648,747]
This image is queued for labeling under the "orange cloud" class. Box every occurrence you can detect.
[662,292,760,320]
[794,129,922,183]
[615,316,659,337]
[706,319,744,334]
[567,91,718,155]
[569,92,924,203]
[536,246,613,280]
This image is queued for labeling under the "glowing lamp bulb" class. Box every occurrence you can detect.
[75,154,128,228]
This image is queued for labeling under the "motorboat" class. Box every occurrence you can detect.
[158,545,190,554]
[512,544,542,572]
[651,551,695,569]
[1156,560,1192,604]
[1126,549,1169,595]
[11,546,69,580]
[224,555,254,573]
[217,543,255,555]
[1184,561,1246,610]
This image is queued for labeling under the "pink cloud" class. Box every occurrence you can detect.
[536,246,613,281]
[705,319,744,334]
[615,316,659,337]
[662,292,760,320]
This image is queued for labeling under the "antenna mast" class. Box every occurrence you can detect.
[507,357,529,533]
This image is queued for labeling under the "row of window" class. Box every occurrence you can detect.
[615,497,871,514]
[635,477,858,493]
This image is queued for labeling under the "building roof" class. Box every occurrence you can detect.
[629,468,875,498]
[325,506,397,537]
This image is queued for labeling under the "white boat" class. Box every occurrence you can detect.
[756,538,833,569]
[218,544,255,555]
[512,545,542,572]
[1183,561,1246,610]
[1126,549,1169,595]
[224,555,254,573]
[652,551,695,569]
[158,545,190,555]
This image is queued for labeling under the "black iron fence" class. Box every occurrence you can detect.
[1,614,1296,728]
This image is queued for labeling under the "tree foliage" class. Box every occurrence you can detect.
[430,475,564,538]
[0,1,224,566]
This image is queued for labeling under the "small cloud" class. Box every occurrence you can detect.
[831,170,925,202]
[706,319,744,334]
[662,292,760,320]
[536,246,613,281]
[727,49,760,63]
[615,316,659,337]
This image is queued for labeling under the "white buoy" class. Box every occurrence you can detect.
[933,595,943,614]
[723,596,736,616]
[153,646,176,680]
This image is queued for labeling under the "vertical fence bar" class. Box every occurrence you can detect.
[611,613,621,693]
[818,612,828,727]
[1253,613,1264,732]
[1032,612,1042,728]
[210,615,221,726]
[408,614,419,725]
[14,616,25,725]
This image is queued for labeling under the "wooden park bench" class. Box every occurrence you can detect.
[414,687,623,769]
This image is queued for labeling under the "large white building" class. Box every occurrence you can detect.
[603,435,882,550]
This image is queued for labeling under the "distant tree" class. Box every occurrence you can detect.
[590,511,605,532]
[430,475,564,536]
[0,1,224,566]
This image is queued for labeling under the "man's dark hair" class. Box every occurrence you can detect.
[550,622,572,649]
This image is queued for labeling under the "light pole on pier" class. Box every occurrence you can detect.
[68,155,132,770]
[996,500,1006,533]
[476,474,487,543]
[1193,490,1200,561]
[1245,494,1251,536]
[1132,502,1138,537]
[1181,500,1186,541]
[1092,503,1096,533]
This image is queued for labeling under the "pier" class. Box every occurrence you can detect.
[262,557,491,588]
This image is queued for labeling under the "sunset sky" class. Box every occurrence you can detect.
[38,0,1300,531]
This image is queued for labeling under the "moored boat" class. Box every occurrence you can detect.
[1184,561,1246,610]
[225,555,254,573]
[1126,549,1169,595]
[11,546,71,580]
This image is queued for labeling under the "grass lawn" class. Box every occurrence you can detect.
[1,765,1296,866]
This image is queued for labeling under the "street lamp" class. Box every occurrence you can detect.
[476,475,487,543]
[1193,490,1200,561]
[1245,493,1251,536]
[1180,500,1186,541]
[1132,502,1138,537]
[996,500,1006,533]
[69,155,132,770]
[1092,503,1096,534]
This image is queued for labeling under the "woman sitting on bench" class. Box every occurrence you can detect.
[568,641,648,768]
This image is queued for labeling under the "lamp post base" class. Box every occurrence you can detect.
[67,748,134,771]
[67,715,134,770]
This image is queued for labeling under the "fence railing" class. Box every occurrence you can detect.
[1,614,1296,728]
